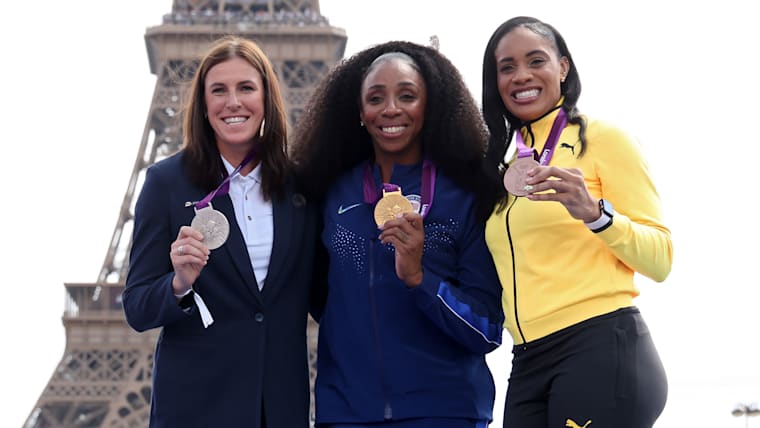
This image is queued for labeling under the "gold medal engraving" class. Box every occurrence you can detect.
[374,189,414,227]
[503,157,539,196]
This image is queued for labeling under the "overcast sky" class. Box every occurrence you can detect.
[1,1,759,427]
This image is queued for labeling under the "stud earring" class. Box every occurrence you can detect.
[360,120,365,127]
[259,118,265,138]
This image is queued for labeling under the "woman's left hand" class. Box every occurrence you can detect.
[525,166,600,222]
[379,211,424,288]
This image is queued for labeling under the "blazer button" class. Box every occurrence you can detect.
[254,313,264,322]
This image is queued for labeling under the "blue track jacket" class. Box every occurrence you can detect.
[315,160,504,425]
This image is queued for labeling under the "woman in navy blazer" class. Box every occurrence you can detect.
[123,35,322,428]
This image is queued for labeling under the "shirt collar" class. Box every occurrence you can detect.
[221,155,262,183]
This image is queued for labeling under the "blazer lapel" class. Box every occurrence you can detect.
[213,195,262,299]
[262,189,305,301]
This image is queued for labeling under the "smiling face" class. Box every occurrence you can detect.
[494,26,569,122]
[204,56,265,161]
[360,56,426,167]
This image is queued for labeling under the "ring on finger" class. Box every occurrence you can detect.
[178,245,185,256]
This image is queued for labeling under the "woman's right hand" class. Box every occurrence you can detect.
[170,226,210,295]
[379,212,424,288]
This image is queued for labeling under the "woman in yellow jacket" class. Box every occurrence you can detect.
[481,16,673,428]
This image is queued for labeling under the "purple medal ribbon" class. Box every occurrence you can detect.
[195,149,258,209]
[362,158,436,219]
[514,108,568,166]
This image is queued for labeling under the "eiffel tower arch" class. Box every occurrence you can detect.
[24,2,346,426]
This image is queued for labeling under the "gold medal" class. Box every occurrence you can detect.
[374,188,414,227]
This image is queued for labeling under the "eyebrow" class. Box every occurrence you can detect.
[366,81,418,90]
[497,49,549,64]
[207,79,257,87]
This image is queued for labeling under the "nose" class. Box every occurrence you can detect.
[382,99,401,116]
[227,92,241,109]
[512,66,532,83]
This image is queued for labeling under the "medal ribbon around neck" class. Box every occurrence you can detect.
[514,107,568,166]
[362,158,436,227]
[187,147,258,329]
[196,148,259,209]
[504,108,568,196]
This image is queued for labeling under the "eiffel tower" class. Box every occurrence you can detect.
[24,1,346,426]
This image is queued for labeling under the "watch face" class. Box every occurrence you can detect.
[600,199,614,216]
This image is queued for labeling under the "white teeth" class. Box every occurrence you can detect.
[224,117,247,124]
[382,126,405,133]
[515,89,539,99]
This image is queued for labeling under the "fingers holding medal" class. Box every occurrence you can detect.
[379,214,423,247]
[169,226,209,292]
[171,226,209,266]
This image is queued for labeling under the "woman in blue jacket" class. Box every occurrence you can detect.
[291,40,504,428]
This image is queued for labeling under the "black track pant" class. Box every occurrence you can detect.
[503,307,667,428]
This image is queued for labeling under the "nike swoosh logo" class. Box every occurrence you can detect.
[337,203,362,215]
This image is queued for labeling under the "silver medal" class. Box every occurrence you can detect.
[190,203,229,250]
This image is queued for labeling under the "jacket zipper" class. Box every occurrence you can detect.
[368,238,392,419]
[505,198,528,346]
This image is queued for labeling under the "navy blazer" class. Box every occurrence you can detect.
[123,151,321,428]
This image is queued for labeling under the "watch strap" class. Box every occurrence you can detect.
[585,199,614,233]
[585,212,612,232]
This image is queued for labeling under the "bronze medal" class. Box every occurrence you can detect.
[374,188,414,227]
[503,157,539,196]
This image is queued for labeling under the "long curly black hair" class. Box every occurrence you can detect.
[291,40,500,223]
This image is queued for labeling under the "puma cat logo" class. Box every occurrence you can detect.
[560,143,575,155]
[565,419,592,428]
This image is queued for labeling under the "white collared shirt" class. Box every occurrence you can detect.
[222,156,273,291]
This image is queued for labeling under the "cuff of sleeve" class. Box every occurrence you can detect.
[174,288,193,298]
[411,269,442,303]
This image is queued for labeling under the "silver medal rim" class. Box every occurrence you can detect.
[190,208,230,250]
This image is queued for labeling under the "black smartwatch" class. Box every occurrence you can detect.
[585,198,614,233]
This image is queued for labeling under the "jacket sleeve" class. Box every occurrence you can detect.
[122,165,195,332]
[412,208,504,354]
[592,123,673,282]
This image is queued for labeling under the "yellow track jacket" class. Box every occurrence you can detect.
[485,108,673,345]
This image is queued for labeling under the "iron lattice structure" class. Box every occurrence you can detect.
[24,1,346,426]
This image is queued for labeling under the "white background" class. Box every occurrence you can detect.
[1,1,758,426]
